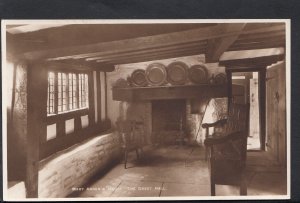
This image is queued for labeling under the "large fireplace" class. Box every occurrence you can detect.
[152,99,186,145]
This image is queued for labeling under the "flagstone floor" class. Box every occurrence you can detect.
[74,145,287,198]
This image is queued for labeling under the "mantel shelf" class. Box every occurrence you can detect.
[112,84,243,101]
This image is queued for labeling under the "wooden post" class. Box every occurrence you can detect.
[88,71,95,126]
[96,71,101,123]
[27,62,47,197]
[104,72,108,119]
[245,73,251,104]
[225,68,232,110]
[259,68,267,151]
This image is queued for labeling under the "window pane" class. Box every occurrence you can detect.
[62,73,67,111]
[47,71,89,115]
[47,72,55,115]
[78,73,88,108]
[73,73,77,109]
[68,73,73,110]
[58,73,62,112]
[79,74,82,108]
[85,74,89,108]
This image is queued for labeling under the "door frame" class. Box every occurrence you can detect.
[225,67,266,151]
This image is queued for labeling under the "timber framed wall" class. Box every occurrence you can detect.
[40,63,111,159]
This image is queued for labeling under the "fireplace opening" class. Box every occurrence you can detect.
[152,99,186,145]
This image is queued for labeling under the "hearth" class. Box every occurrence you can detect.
[152,99,186,144]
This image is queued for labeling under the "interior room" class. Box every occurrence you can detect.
[3,21,288,199]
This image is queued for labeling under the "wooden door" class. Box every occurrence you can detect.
[266,62,286,166]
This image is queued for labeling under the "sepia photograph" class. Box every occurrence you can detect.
[1,19,290,201]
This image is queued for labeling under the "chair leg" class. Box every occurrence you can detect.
[210,170,215,196]
[240,178,247,195]
[240,185,247,196]
[211,183,215,196]
[124,150,128,169]
[135,149,139,159]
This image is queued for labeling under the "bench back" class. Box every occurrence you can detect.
[224,103,250,163]
[225,103,249,135]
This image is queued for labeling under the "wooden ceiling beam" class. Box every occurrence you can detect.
[50,59,115,72]
[102,47,205,62]
[106,49,205,65]
[228,41,285,51]
[236,30,285,42]
[85,41,207,61]
[23,26,214,61]
[205,23,246,63]
[53,40,207,60]
[89,44,206,62]
[219,54,285,68]
[234,35,285,44]
[22,24,285,61]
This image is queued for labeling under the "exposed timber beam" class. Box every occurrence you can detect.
[236,30,285,42]
[219,54,285,68]
[92,45,206,63]
[85,41,207,61]
[205,23,246,63]
[55,40,207,60]
[228,41,285,51]
[23,26,214,61]
[22,24,285,61]
[107,49,205,65]
[235,35,285,44]
[46,60,115,72]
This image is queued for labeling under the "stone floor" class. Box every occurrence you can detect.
[76,144,287,198]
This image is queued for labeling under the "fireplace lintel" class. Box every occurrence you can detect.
[112,84,243,101]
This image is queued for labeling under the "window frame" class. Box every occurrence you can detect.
[47,68,89,118]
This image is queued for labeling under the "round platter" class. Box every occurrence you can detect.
[166,61,188,85]
[145,63,167,86]
[214,73,227,84]
[188,64,208,84]
[113,78,129,88]
[130,69,147,87]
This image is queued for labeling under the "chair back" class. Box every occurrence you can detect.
[224,103,250,163]
[133,121,146,146]
[116,120,134,146]
[225,103,249,135]
[116,119,144,148]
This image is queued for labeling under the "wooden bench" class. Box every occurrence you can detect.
[202,103,250,196]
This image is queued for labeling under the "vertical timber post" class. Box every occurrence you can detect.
[26,62,47,198]
[88,70,95,127]
[96,71,101,124]
[225,68,232,110]
[259,67,267,151]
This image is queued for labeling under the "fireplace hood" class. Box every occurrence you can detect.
[112,84,243,101]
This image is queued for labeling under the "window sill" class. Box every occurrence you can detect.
[47,108,89,124]
[47,107,89,117]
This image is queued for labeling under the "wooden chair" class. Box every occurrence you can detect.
[202,103,250,196]
[116,120,143,169]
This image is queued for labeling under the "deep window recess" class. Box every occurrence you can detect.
[47,71,89,115]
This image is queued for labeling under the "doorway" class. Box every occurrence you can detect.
[232,72,260,150]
